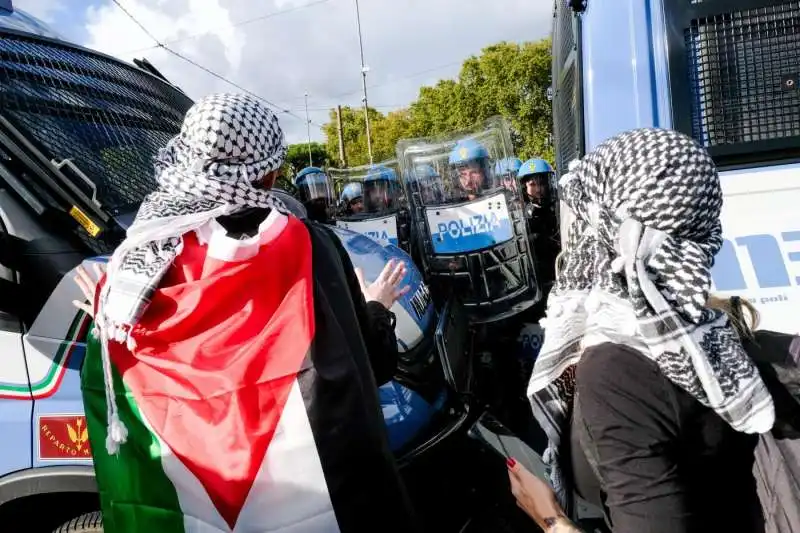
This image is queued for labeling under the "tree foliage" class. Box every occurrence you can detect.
[284,142,330,173]
[321,39,553,168]
[278,142,330,191]
[321,107,405,168]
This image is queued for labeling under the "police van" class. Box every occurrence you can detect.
[551,0,800,334]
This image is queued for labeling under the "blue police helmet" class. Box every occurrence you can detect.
[365,165,398,183]
[340,182,363,203]
[494,157,523,176]
[449,138,490,166]
[294,166,327,187]
[412,164,439,181]
[518,158,554,180]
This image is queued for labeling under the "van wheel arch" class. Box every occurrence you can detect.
[0,466,99,531]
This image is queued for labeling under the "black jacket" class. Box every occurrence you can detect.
[745,330,800,533]
[217,208,400,385]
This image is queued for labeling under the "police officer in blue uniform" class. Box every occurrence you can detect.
[517,159,556,228]
[337,164,410,252]
[446,144,548,452]
[398,131,549,451]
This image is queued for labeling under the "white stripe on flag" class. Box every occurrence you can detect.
[235,382,339,532]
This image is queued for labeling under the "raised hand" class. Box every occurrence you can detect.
[72,262,106,318]
[355,259,411,310]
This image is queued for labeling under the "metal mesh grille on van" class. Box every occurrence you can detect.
[684,2,800,149]
[0,30,193,215]
[551,1,582,175]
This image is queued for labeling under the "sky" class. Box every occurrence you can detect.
[17,0,551,144]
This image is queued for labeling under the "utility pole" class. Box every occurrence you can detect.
[304,92,313,167]
[336,105,347,167]
[354,0,373,164]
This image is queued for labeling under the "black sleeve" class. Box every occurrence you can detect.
[310,222,399,385]
[745,330,800,438]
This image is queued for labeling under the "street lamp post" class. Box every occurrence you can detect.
[304,92,313,167]
[354,0,373,164]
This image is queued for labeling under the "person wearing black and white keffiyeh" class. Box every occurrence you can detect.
[526,128,775,532]
[94,92,292,449]
[86,93,420,532]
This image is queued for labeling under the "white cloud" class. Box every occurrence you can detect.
[14,0,64,23]
[30,0,553,144]
[84,0,244,68]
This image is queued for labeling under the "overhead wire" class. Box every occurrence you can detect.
[294,60,466,117]
[330,60,463,100]
[121,0,331,56]
[286,60,464,116]
[113,0,466,127]
[110,0,324,129]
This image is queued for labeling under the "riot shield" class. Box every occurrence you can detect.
[396,116,541,324]
[329,160,411,251]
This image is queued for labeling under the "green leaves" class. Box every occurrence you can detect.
[285,142,330,173]
[316,38,554,170]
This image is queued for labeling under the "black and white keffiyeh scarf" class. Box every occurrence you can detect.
[526,128,775,507]
[95,93,289,454]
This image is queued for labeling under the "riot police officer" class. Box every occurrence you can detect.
[517,159,555,225]
[409,164,445,205]
[398,127,546,452]
[494,157,523,192]
[448,139,493,201]
[364,165,403,213]
[295,166,334,223]
[517,158,560,294]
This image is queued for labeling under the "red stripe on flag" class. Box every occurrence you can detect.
[109,216,315,529]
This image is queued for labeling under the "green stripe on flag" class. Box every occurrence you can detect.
[81,329,186,533]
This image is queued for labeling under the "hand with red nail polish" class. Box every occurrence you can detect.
[507,457,581,531]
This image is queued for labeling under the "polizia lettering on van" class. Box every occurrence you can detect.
[711,231,800,291]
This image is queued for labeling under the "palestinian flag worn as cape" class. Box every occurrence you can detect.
[82,212,417,533]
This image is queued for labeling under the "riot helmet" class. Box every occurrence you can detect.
[409,164,445,205]
[448,139,492,200]
[494,157,523,192]
[363,165,402,214]
[517,158,554,208]
[339,182,364,215]
[294,166,333,222]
